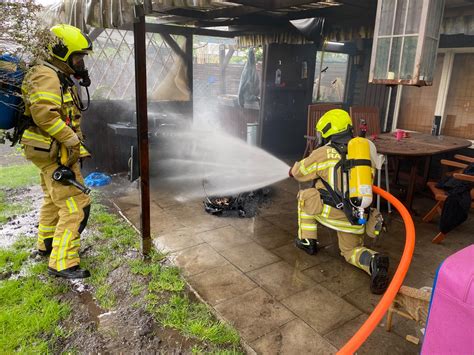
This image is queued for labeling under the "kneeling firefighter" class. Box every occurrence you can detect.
[21,24,93,279]
[290,109,389,294]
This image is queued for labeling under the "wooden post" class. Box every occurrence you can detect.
[219,44,226,95]
[185,34,193,121]
[133,10,151,255]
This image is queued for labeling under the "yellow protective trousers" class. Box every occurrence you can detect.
[297,199,376,275]
[25,145,91,271]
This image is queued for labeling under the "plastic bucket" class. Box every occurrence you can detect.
[246,123,258,146]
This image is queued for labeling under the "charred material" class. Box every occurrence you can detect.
[204,188,270,218]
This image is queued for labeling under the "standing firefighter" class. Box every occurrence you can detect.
[21,24,93,279]
[290,109,389,294]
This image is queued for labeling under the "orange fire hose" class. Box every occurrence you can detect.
[337,185,415,355]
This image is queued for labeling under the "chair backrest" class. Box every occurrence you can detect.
[350,106,381,137]
[307,103,342,137]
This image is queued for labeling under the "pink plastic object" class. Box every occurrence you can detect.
[421,245,474,355]
[395,129,404,141]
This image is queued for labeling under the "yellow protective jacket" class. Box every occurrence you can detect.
[291,144,375,234]
[20,61,90,158]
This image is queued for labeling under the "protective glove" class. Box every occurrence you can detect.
[64,143,80,167]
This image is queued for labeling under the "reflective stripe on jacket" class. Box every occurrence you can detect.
[20,64,90,158]
[291,145,372,234]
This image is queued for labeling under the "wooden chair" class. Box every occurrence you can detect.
[350,106,392,212]
[386,285,431,337]
[422,154,474,244]
[349,106,381,137]
[303,103,341,158]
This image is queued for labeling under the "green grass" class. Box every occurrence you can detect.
[0,190,33,224]
[155,295,240,345]
[0,163,39,188]
[0,163,39,224]
[0,247,30,274]
[0,239,71,353]
[79,203,143,309]
[85,203,241,349]
[0,236,32,274]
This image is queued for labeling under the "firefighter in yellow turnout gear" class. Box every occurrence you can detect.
[21,24,93,279]
[290,109,389,294]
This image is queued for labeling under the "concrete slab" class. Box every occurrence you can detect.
[228,217,274,235]
[343,285,384,314]
[318,262,370,298]
[220,241,280,273]
[215,288,296,342]
[114,193,141,210]
[303,255,356,284]
[113,177,474,354]
[172,244,228,277]
[263,213,298,234]
[164,204,230,232]
[150,205,185,235]
[247,261,317,300]
[153,227,204,253]
[188,263,258,306]
[251,319,338,355]
[248,225,293,250]
[272,243,333,271]
[281,285,362,335]
[197,225,252,252]
[324,314,419,354]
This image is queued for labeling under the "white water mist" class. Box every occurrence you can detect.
[150,123,290,201]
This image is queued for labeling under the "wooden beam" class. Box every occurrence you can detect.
[224,46,235,68]
[230,0,317,10]
[444,4,474,17]
[126,22,239,38]
[219,45,235,95]
[133,10,151,256]
[162,4,264,19]
[160,33,186,62]
[185,34,193,121]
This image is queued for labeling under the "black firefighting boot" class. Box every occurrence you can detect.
[48,265,91,279]
[37,238,53,257]
[369,254,390,295]
[294,238,318,255]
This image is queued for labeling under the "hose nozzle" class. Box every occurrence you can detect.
[53,166,91,195]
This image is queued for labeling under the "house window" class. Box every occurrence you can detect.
[313,52,349,103]
[370,0,444,86]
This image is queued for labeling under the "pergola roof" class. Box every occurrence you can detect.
[48,0,376,38]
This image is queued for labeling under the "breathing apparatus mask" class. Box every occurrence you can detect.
[69,54,91,88]
[64,53,91,111]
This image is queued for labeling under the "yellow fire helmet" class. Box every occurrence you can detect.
[316,109,352,139]
[50,24,92,62]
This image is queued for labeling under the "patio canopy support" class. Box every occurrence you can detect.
[133,7,152,255]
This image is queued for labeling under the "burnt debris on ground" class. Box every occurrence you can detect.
[204,187,271,218]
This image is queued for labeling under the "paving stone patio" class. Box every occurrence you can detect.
[112,177,473,354]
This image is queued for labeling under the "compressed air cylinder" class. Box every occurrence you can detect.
[347,137,373,223]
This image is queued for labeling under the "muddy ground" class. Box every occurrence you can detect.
[0,145,242,354]
[0,184,210,353]
[55,266,202,354]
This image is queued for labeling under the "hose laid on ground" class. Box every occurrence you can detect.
[337,185,416,355]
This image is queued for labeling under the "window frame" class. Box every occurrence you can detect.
[313,51,350,104]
